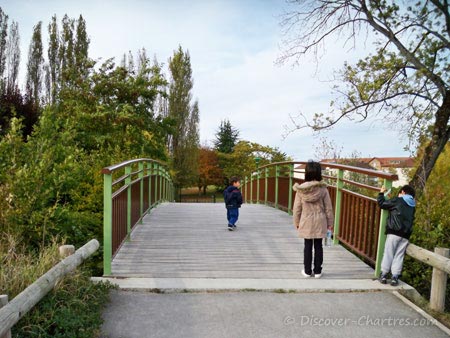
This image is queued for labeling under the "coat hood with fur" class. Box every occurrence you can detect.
[292,181,328,203]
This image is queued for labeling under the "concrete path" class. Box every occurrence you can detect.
[101,290,449,338]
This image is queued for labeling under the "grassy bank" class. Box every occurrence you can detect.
[0,234,114,338]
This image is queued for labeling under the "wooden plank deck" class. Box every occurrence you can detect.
[112,203,374,279]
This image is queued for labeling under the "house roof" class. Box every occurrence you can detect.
[321,157,415,169]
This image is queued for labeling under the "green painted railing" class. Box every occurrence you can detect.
[102,158,174,275]
[241,161,398,277]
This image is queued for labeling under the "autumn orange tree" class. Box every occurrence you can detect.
[197,146,223,195]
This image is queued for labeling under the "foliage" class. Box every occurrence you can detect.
[402,142,450,311]
[214,119,240,154]
[0,10,173,276]
[220,140,290,180]
[0,233,114,338]
[12,270,113,338]
[197,146,223,194]
[280,0,450,192]
[167,46,200,192]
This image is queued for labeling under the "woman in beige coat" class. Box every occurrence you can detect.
[293,161,334,278]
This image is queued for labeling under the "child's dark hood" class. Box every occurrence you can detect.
[226,185,239,193]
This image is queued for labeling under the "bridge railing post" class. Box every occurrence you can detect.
[139,162,144,223]
[374,178,393,277]
[159,165,163,203]
[154,163,158,205]
[333,169,344,245]
[265,167,268,205]
[288,164,294,215]
[103,172,112,276]
[125,165,132,239]
[256,169,260,204]
[275,165,280,209]
[250,173,253,204]
[147,162,152,209]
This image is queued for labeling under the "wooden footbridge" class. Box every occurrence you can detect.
[98,159,447,297]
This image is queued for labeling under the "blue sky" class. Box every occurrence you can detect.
[2,0,411,160]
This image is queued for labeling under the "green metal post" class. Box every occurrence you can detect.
[244,176,248,202]
[265,167,268,205]
[103,173,112,276]
[275,165,280,209]
[288,164,294,215]
[333,169,344,245]
[147,162,152,209]
[139,162,144,223]
[163,170,167,201]
[256,169,260,204]
[159,166,163,203]
[375,178,393,277]
[154,163,158,205]
[250,173,253,204]
[125,165,132,238]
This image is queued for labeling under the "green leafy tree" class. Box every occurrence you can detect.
[280,0,450,193]
[26,21,44,107]
[220,140,290,179]
[214,119,239,154]
[168,46,200,194]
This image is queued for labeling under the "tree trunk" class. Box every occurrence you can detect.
[203,185,207,195]
[410,92,450,193]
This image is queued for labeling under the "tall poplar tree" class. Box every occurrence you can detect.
[0,8,8,92]
[59,14,74,87]
[47,15,59,103]
[168,46,200,194]
[74,15,89,79]
[5,20,19,95]
[26,21,44,107]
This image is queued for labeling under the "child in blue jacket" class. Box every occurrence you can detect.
[224,176,243,231]
[377,185,416,286]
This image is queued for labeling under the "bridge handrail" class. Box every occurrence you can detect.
[258,161,398,181]
[0,239,99,337]
[102,158,168,174]
[102,158,174,276]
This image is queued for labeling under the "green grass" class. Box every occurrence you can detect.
[0,233,115,338]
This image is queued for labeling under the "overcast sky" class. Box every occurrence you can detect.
[2,0,411,160]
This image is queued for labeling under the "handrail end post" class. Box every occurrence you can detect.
[374,178,393,277]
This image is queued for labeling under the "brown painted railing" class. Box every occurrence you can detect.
[102,158,174,275]
[242,161,398,275]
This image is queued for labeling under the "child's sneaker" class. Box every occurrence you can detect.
[228,225,234,231]
[379,273,388,284]
[301,269,312,278]
[391,275,399,286]
[314,273,322,279]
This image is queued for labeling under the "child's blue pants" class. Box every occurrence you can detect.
[227,208,239,226]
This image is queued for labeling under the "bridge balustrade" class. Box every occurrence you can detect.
[102,159,174,275]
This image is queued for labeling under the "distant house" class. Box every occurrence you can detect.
[319,157,415,187]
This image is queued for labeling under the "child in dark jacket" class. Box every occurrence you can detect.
[377,184,416,286]
[224,176,243,231]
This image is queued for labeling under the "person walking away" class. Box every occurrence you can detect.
[377,185,416,286]
[293,161,334,278]
[224,176,243,231]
